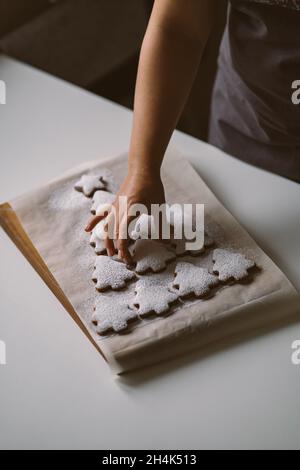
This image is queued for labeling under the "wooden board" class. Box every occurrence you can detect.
[0,202,106,360]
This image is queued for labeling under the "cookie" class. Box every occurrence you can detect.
[132,274,178,317]
[93,295,138,334]
[74,174,106,197]
[91,190,115,215]
[132,240,176,274]
[172,262,219,298]
[130,214,157,240]
[92,255,136,291]
[90,220,109,255]
[212,249,256,282]
[171,231,214,256]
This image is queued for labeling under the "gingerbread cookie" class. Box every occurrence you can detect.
[132,274,178,317]
[93,295,138,334]
[212,249,256,282]
[92,255,136,291]
[171,231,214,256]
[90,220,109,255]
[132,240,176,274]
[91,190,115,215]
[130,214,157,240]
[172,262,219,298]
[74,174,106,197]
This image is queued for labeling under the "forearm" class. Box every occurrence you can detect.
[128,1,215,176]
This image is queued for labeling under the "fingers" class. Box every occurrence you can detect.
[104,211,116,257]
[85,199,135,265]
[118,240,133,265]
[85,214,106,232]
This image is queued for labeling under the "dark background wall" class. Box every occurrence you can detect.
[0,0,227,141]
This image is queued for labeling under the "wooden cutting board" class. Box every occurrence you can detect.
[0,202,105,359]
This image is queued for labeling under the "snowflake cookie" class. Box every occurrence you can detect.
[132,240,176,274]
[92,255,136,291]
[172,262,219,298]
[74,174,106,197]
[212,249,256,282]
[91,190,115,215]
[93,295,138,334]
[132,274,178,317]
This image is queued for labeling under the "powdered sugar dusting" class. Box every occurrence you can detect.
[93,255,136,291]
[132,273,178,317]
[212,249,256,281]
[93,295,138,334]
[172,262,219,298]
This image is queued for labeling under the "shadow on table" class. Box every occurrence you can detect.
[116,307,300,388]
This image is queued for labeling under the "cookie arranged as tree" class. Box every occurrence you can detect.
[172,262,219,298]
[212,249,256,281]
[93,295,138,334]
[132,240,176,274]
[132,274,178,317]
[171,231,214,256]
[91,190,115,215]
[92,255,136,291]
[90,220,110,255]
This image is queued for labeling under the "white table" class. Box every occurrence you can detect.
[0,55,300,450]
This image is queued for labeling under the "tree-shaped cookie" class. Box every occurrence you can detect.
[91,190,115,215]
[172,262,219,298]
[132,274,178,317]
[92,255,136,291]
[212,249,256,281]
[132,240,176,274]
[130,214,158,240]
[171,231,214,256]
[90,220,110,255]
[93,295,138,334]
[74,174,106,197]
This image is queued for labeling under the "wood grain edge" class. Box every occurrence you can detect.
[0,202,106,361]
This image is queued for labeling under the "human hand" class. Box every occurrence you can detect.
[85,170,165,264]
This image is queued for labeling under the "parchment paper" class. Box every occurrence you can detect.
[9,148,299,373]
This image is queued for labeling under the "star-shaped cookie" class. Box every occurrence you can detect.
[74,174,106,197]
[91,190,115,215]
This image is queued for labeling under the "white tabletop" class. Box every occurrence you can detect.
[0,55,300,450]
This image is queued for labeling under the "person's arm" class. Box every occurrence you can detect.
[86,0,216,263]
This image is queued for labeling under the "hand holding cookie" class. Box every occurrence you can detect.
[85,169,165,265]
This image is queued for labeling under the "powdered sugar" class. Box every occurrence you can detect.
[75,174,106,197]
[91,190,115,215]
[172,262,219,298]
[212,249,256,281]
[132,240,176,273]
[93,295,138,334]
[132,273,178,317]
[92,255,136,291]
[90,220,108,255]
